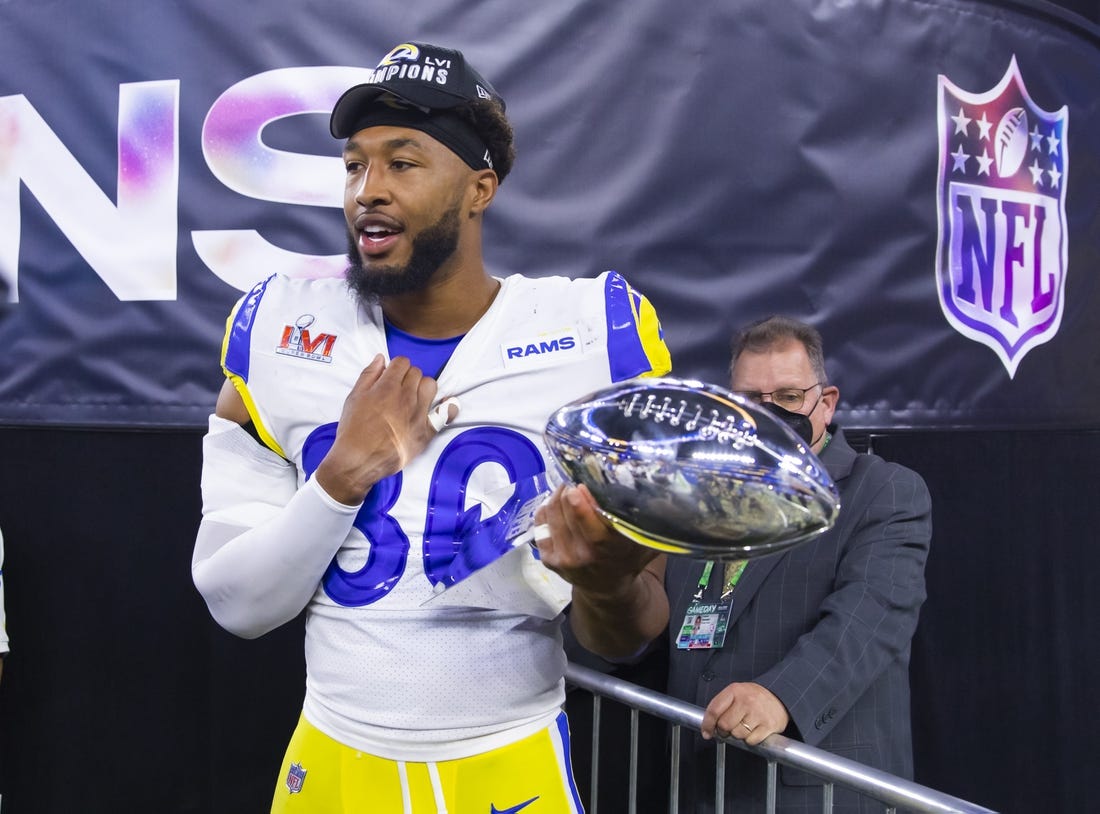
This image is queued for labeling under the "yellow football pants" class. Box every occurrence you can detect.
[271,713,585,814]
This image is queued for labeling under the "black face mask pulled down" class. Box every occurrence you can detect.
[761,401,815,446]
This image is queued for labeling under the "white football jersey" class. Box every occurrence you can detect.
[218,271,670,760]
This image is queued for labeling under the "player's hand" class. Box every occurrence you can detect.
[702,681,790,747]
[315,355,455,504]
[533,483,657,596]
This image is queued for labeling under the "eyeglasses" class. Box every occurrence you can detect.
[733,383,824,412]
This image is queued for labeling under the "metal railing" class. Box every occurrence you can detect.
[566,662,997,814]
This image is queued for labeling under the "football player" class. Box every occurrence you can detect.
[192,41,671,813]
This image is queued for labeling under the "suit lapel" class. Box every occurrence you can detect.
[723,553,783,627]
[722,428,859,625]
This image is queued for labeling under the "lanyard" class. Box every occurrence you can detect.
[692,559,748,601]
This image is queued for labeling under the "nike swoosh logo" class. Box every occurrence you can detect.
[490,796,539,814]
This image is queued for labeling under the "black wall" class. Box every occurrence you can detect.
[0,429,303,813]
[879,430,1100,814]
[0,426,1096,813]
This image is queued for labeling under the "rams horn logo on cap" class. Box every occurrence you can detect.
[378,43,420,67]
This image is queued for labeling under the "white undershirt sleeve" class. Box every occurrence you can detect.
[192,415,362,639]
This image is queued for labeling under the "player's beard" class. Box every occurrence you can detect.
[345,202,462,302]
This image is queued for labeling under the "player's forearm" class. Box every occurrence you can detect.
[193,477,359,638]
[313,445,395,506]
[567,564,669,660]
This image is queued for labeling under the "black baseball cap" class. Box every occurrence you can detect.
[330,42,505,139]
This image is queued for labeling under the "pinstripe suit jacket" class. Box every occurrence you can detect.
[665,428,931,813]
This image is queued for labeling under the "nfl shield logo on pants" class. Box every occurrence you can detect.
[935,56,1069,378]
[285,762,307,794]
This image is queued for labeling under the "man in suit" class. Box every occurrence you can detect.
[665,315,931,812]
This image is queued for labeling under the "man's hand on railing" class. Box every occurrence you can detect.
[701,681,791,747]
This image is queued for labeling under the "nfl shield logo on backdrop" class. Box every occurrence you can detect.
[935,56,1068,378]
[285,762,307,794]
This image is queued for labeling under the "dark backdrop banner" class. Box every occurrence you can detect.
[0,0,1097,429]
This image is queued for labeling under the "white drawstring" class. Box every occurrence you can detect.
[427,762,448,813]
[397,761,412,814]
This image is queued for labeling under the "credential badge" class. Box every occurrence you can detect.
[936,56,1068,378]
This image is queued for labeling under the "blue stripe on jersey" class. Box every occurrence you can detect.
[605,272,654,381]
[384,321,463,379]
[223,274,276,382]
